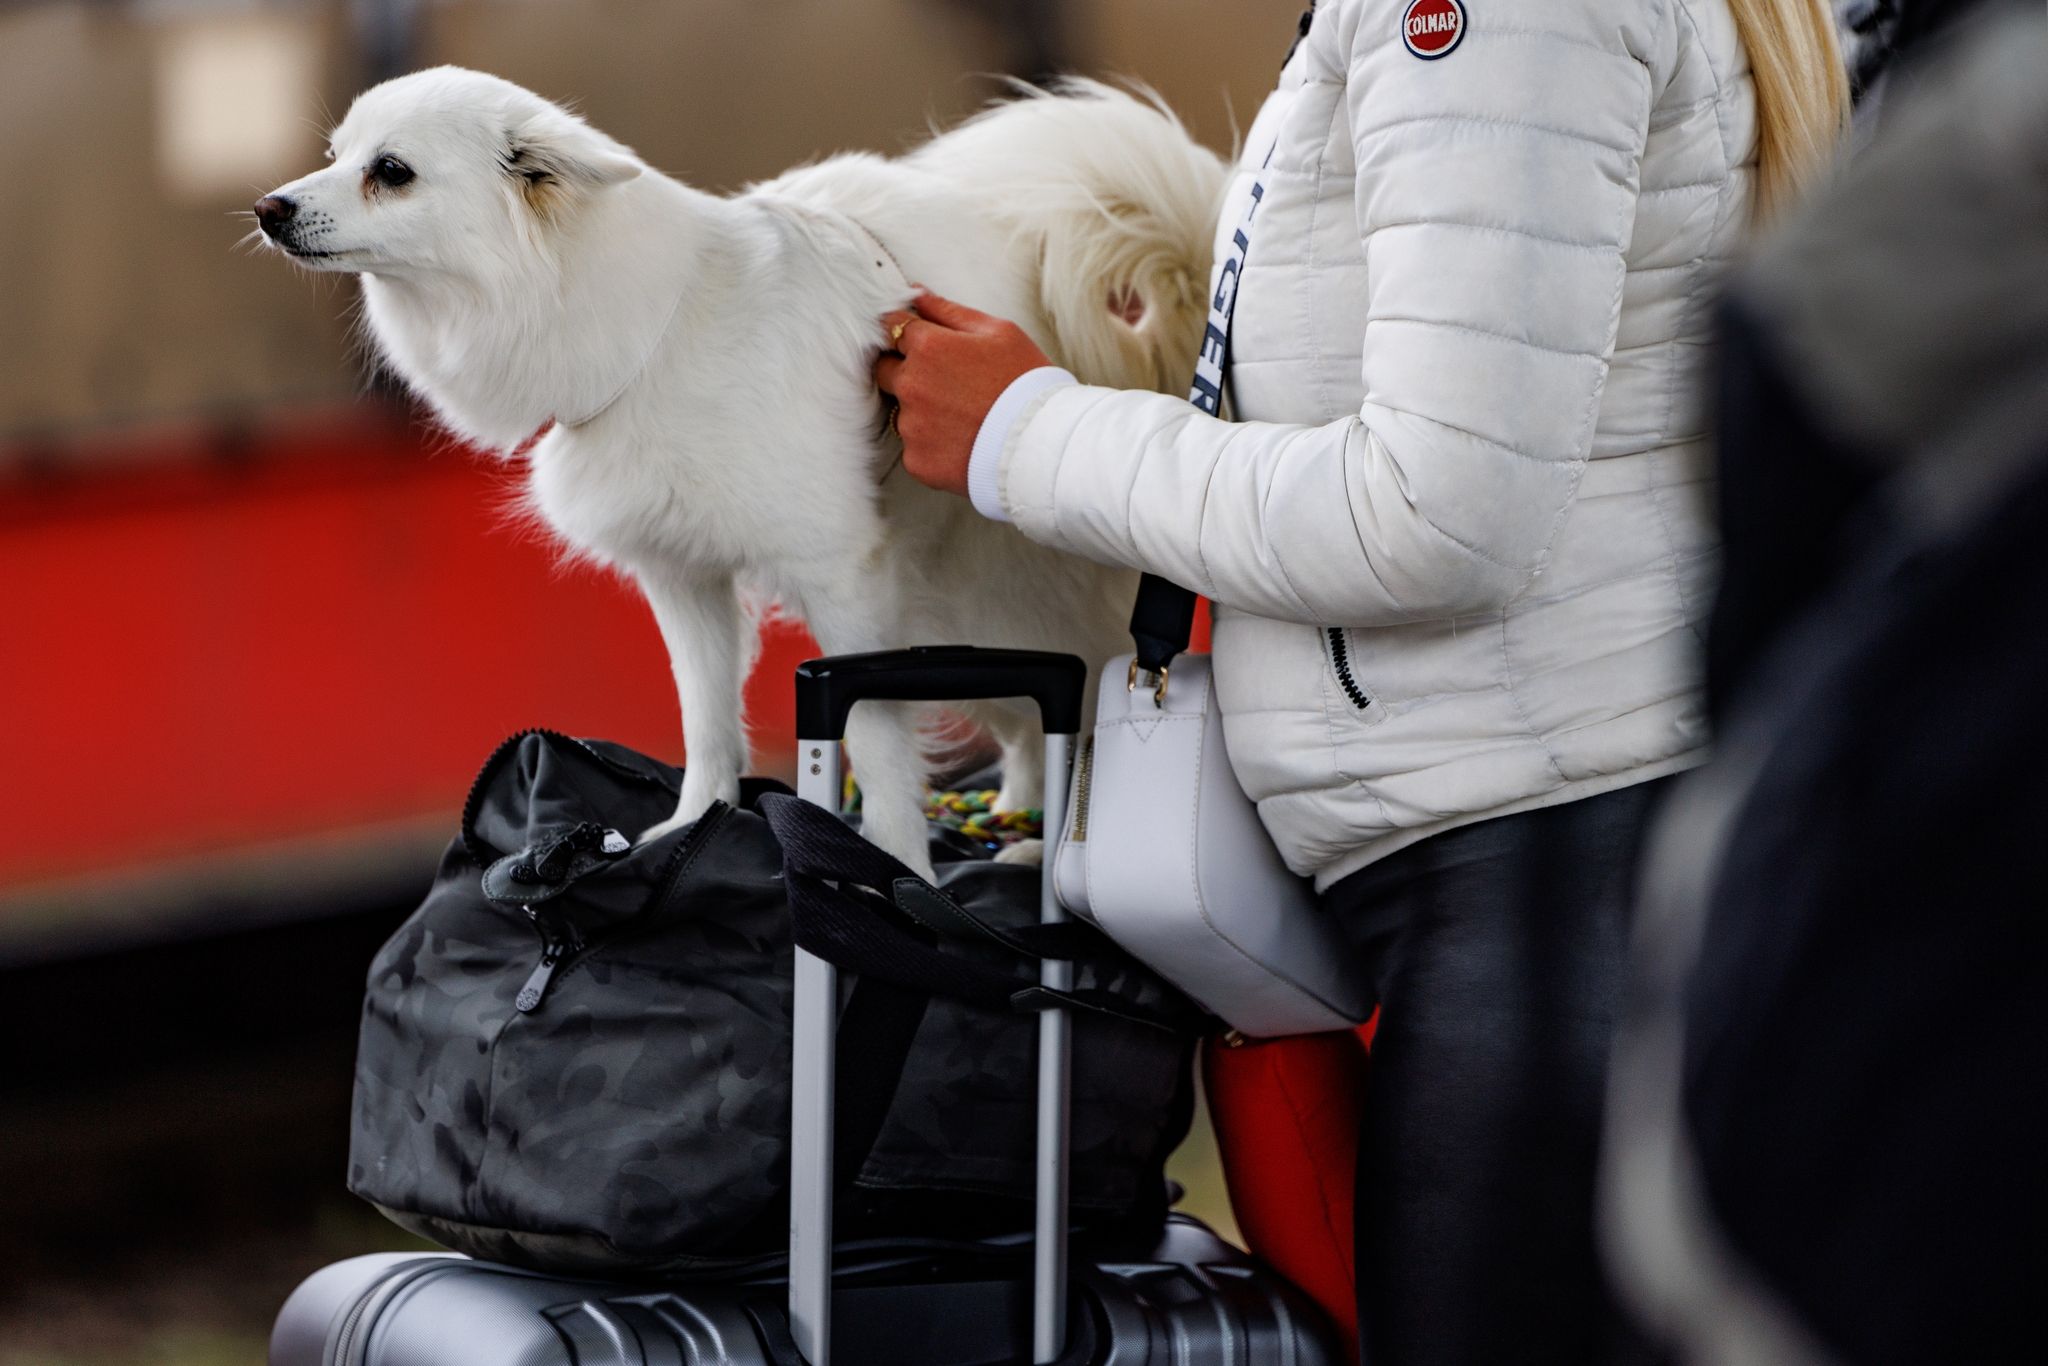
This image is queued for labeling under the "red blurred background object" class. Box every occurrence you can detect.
[0,406,1210,908]
[0,408,816,904]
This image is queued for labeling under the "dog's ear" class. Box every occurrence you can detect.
[503,112,641,213]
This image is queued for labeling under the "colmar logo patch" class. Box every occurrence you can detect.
[1402,0,1467,60]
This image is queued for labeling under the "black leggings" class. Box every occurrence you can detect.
[1323,779,1670,1366]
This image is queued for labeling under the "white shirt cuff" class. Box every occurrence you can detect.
[967,366,1076,522]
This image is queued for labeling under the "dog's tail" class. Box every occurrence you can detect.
[911,80,1229,396]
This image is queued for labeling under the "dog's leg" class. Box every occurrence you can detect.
[637,570,749,844]
[989,711,1048,868]
[945,700,1050,866]
[801,578,937,881]
[991,762,1048,865]
[844,700,938,882]
[990,721,1045,815]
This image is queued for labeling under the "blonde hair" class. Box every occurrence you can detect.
[1726,0,1852,220]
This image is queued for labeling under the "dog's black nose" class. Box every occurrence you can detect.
[254,195,297,237]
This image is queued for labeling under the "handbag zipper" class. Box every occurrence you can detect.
[1068,737,1094,842]
[512,801,734,1014]
[1325,627,1372,710]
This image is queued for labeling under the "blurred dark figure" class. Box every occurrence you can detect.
[1714,0,1996,722]
[1693,3,2004,720]
[1604,3,2048,1363]
[1713,0,2029,715]
[938,0,1073,86]
[1835,0,1995,119]
[353,0,423,85]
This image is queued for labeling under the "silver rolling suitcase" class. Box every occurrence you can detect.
[271,647,1343,1366]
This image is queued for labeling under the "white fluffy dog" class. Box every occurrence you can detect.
[255,67,1224,875]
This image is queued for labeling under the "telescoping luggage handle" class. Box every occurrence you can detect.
[790,646,1088,1366]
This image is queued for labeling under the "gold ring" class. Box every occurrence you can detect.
[889,320,908,347]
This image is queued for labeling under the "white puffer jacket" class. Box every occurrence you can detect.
[987,0,1751,888]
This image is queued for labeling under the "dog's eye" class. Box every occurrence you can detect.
[369,155,415,189]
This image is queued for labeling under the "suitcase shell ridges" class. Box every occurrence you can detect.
[270,1216,1343,1366]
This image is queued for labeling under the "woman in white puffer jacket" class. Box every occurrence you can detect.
[880,0,1846,1359]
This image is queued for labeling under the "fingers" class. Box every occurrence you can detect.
[880,310,915,349]
[883,295,1013,352]
[874,352,905,395]
[911,291,1001,334]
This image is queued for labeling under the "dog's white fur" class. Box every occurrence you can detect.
[259,67,1224,874]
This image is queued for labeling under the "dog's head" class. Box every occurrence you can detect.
[253,66,641,278]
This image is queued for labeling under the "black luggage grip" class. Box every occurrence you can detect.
[794,646,1087,740]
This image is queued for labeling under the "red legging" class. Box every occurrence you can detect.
[1204,1021,1374,1357]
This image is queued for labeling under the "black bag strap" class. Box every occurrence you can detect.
[770,794,1110,968]
[1129,136,1278,677]
[829,972,927,1192]
[1130,575,1199,677]
[768,791,1109,965]
[796,867,1188,1034]
[760,795,1197,1034]
[888,876,1108,964]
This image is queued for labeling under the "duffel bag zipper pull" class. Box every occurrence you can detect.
[516,950,565,1015]
[517,913,582,1013]
[516,950,561,1013]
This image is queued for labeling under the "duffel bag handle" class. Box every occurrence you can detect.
[763,781,1108,966]
[761,795,1193,1032]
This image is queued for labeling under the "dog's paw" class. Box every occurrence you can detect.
[639,801,716,847]
[993,838,1045,868]
[637,813,693,847]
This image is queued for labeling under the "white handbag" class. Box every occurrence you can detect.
[1048,144,1371,1037]
[1050,647,1374,1036]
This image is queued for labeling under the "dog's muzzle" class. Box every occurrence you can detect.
[254,194,298,244]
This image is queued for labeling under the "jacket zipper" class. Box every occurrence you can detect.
[1326,627,1373,710]
[511,801,733,1014]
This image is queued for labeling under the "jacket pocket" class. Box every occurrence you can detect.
[1324,627,1373,712]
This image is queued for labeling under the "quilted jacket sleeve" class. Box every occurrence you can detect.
[994,0,1666,625]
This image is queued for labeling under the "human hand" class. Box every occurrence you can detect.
[874,292,1052,497]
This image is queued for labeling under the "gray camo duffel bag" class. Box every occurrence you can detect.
[347,729,1201,1276]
